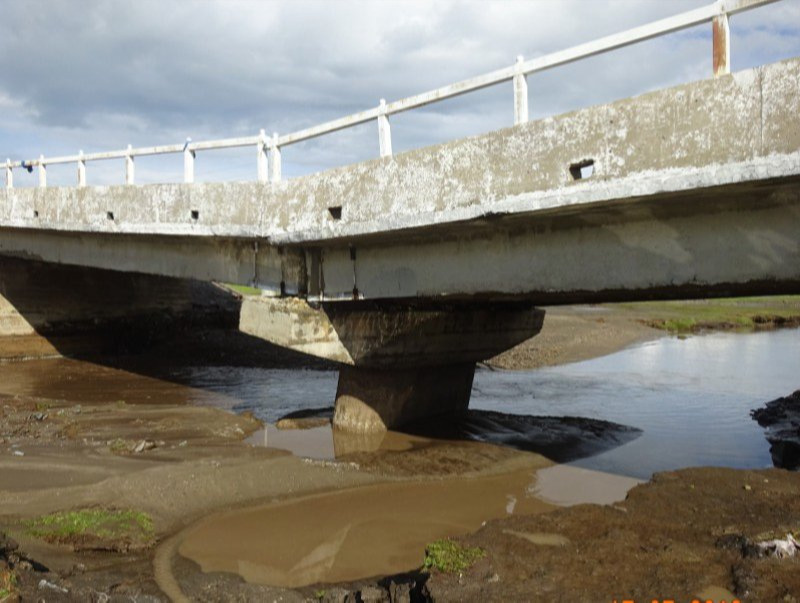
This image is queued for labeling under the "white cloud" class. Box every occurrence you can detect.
[0,0,797,186]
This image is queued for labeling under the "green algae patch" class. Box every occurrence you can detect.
[24,509,155,552]
[424,539,485,573]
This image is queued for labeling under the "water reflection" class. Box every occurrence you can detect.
[239,330,799,479]
[1,329,797,480]
[226,330,800,479]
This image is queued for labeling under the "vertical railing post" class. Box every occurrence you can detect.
[712,12,730,77]
[125,144,135,185]
[183,138,195,183]
[38,155,46,188]
[513,55,529,125]
[77,150,86,187]
[4,159,11,189]
[257,129,268,183]
[269,133,282,183]
[377,98,392,158]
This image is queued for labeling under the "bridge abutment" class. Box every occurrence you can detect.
[240,297,545,432]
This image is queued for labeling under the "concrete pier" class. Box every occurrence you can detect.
[333,363,476,433]
[241,297,545,431]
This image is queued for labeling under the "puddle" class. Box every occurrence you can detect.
[502,530,570,546]
[246,424,335,459]
[531,464,643,506]
[178,465,554,588]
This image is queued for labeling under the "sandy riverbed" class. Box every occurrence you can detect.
[1,305,798,601]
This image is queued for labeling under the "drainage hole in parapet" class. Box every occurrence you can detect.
[107,211,115,221]
[328,206,342,220]
[569,159,595,180]
[191,210,199,220]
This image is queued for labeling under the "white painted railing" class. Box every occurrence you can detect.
[3,0,779,190]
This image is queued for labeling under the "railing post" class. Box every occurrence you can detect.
[125,144,135,185]
[257,129,268,183]
[38,155,46,188]
[183,138,195,183]
[377,99,392,158]
[513,55,529,125]
[4,159,11,189]
[712,12,730,77]
[77,150,86,187]
[269,133,282,183]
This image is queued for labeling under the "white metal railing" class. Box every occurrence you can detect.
[3,0,779,190]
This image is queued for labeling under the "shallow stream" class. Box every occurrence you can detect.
[172,328,800,479]
[2,328,797,588]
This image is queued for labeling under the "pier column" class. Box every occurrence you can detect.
[240,297,545,433]
[333,363,475,433]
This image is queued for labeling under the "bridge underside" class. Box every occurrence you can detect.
[2,57,799,431]
[2,173,798,304]
[2,173,798,431]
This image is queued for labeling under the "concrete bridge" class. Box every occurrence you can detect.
[1,0,798,432]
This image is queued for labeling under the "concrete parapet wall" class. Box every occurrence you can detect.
[0,58,797,243]
[0,58,798,302]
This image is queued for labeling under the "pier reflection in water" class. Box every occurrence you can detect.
[189,329,799,479]
[0,329,796,478]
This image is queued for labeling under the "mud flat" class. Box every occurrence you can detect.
[0,299,799,600]
[2,374,799,602]
[421,467,800,603]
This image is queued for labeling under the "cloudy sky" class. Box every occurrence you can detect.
[1,0,798,187]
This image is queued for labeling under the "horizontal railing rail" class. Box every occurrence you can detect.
[3,0,780,190]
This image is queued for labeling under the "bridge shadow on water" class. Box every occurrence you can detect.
[0,256,642,467]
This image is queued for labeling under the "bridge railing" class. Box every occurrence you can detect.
[3,0,779,190]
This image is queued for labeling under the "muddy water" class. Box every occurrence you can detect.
[178,465,555,588]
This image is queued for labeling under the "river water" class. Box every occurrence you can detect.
[2,328,797,589]
[1,329,797,479]
[175,328,800,588]
[168,328,800,479]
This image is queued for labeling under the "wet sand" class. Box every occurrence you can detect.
[423,467,800,602]
[0,366,563,600]
[1,314,798,600]
[488,304,662,370]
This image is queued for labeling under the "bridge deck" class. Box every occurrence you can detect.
[1,58,799,303]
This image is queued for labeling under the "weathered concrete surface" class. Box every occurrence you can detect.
[1,57,797,430]
[0,230,303,296]
[0,257,237,360]
[240,297,544,431]
[333,364,475,433]
[239,297,544,366]
[0,58,798,302]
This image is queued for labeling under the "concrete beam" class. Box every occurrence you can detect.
[0,58,797,302]
[239,296,545,367]
[311,178,800,302]
[0,229,306,294]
